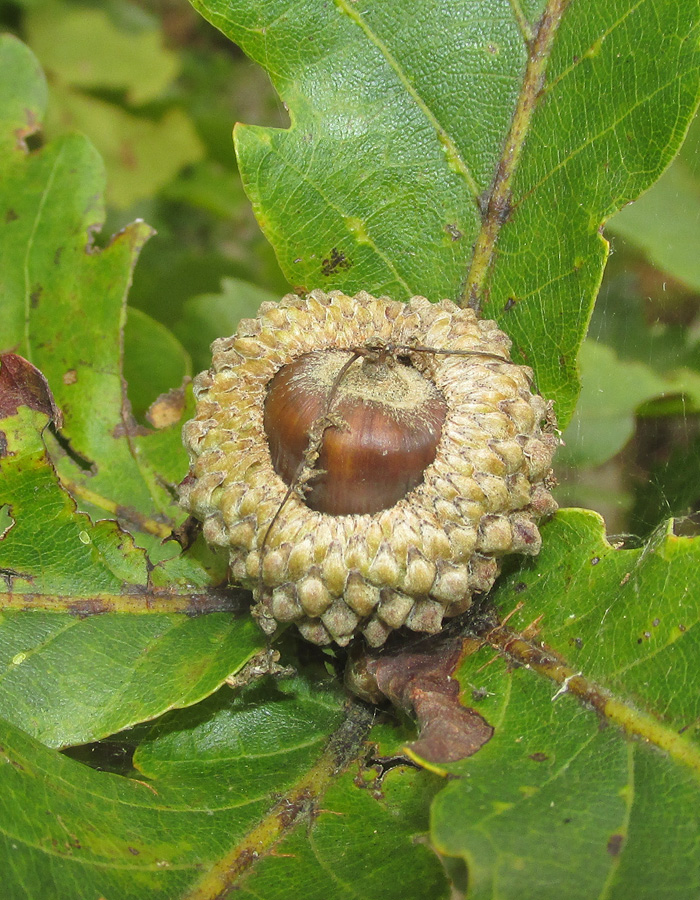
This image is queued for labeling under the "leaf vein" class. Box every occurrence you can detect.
[258,139,414,294]
[23,145,64,363]
[518,74,693,209]
[331,0,481,200]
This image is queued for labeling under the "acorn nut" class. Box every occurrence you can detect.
[180,289,559,647]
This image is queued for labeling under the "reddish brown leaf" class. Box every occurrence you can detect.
[353,635,494,765]
[0,353,62,426]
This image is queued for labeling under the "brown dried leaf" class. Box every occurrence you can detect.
[361,635,494,765]
[0,352,62,426]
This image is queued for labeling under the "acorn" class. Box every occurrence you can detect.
[263,348,448,515]
[180,289,558,647]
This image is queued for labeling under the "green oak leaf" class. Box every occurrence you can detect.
[608,112,700,292]
[191,0,700,425]
[0,681,449,899]
[2,12,700,900]
[0,35,267,747]
[0,403,264,748]
[0,33,194,564]
[427,508,700,898]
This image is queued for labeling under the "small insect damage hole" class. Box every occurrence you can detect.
[0,504,15,541]
[62,739,135,776]
[48,423,96,473]
[21,128,44,153]
[364,753,421,781]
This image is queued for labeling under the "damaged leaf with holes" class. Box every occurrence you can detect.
[427,509,700,899]
[0,387,265,748]
[0,676,450,899]
[0,38,265,748]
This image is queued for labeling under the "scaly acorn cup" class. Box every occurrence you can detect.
[180,290,559,647]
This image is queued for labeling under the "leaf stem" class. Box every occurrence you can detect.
[508,0,535,44]
[460,0,571,310]
[0,588,248,616]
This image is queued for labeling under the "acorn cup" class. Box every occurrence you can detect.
[180,289,559,647]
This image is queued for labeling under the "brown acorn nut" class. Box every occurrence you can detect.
[180,289,559,648]
[263,349,448,515]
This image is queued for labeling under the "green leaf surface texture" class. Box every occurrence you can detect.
[608,112,700,292]
[0,36,265,747]
[0,33,208,562]
[0,403,264,747]
[430,508,700,898]
[0,38,163,537]
[192,0,700,425]
[0,678,448,900]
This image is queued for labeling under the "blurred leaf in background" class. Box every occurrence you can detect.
[558,107,700,533]
[25,0,204,207]
[0,0,289,378]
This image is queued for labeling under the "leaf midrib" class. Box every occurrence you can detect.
[479,623,700,781]
[22,143,63,364]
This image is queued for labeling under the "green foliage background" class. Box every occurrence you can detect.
[1,1,700,898]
